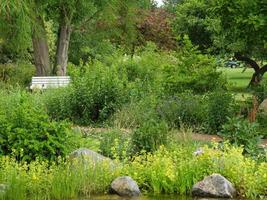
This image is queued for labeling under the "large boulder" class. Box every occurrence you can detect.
[69,148,114,167]
[110,176,141,197]
[192,174,236,198]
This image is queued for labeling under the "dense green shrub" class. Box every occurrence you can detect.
[44,44,227,127]
[251,80,267,103]
[114,42,226,98]
[157,92,205,129]
[0,63,35,87]
[256,113,267,138]
[114,44,168,99]
[71,63,125,124]
[44,62,126,125]
[131,120,169,154]
[160,39,226,95]
[219,117,261,154]
[205,91,236,133]
[157,91,236,133]
[111,95,160,129]
[99,130,130,159]
[0,90,72,162]
[43,87,74,121]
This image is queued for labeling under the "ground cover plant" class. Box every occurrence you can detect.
[0,141,266,200]
[0,89,74,162]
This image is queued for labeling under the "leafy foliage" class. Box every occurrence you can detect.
[138,9,176,50]
[173,0,213,52]
[205,91,236,133]
[0,90,72,162]
[158,93,205,129]
[219,117,261,154]
[44,62,126,125]
[0,63,35,87]
[131,120,169,153]
[160,38,226,94]
[99,130,130,159]
[1,143,266,199]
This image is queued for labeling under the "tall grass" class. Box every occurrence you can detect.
[0,157,117,200]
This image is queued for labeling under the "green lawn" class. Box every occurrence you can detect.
[220,67,254,90]
[219,67,257,100]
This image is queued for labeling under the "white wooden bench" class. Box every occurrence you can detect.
[30,76,71,90]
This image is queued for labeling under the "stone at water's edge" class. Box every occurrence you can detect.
[192,174,236,198]
[69,148,114,167]
[110,176,141,197]
[69,148,107,161]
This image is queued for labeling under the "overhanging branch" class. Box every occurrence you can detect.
[234,53,260,72]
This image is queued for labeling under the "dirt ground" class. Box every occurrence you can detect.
[74,126,267,148]
[191,133,267,148]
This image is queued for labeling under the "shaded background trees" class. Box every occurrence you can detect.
[0,0,154,76]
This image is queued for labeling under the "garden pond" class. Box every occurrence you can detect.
[81,195,243,200]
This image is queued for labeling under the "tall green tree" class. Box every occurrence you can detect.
[209,0,267,85]
[68,0,154,63]
[0,1,52,75]
[173,0,267,86]
[163,0,183,12]
[172,0,213,52]
[0,0,150,76]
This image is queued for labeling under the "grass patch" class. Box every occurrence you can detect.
[220,67,253,92]
[219,67,262,100]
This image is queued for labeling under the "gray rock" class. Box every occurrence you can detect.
[69,148,114,167]
[192,174,236,198]
[110,176,141,197]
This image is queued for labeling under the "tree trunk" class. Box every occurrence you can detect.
[55,22,71,76]
[32,16,51,76]
[234,53,267,86]
[249,71,262,86]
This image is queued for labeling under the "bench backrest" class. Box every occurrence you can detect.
[30,76,71,89]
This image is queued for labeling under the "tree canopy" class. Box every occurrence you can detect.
[173,0,267,85]
[0,0,153,75]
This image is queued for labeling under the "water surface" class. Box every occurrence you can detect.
[81,195,237,200]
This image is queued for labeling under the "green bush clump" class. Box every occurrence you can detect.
[111,95,160,129]
[205,91,237,133]
[131,120,169,154]
[157,91,236,133]
[99,130,130,159]
[43,87,74,121]
[219,117,261,154]
[71,63,125,124]
[251,80,267,103]
[0,90,72,162]
[0,63,35,87]
[44,62,126,125]
[158,92,205,129]
[256,113,267,138]
[160,39,226,95]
